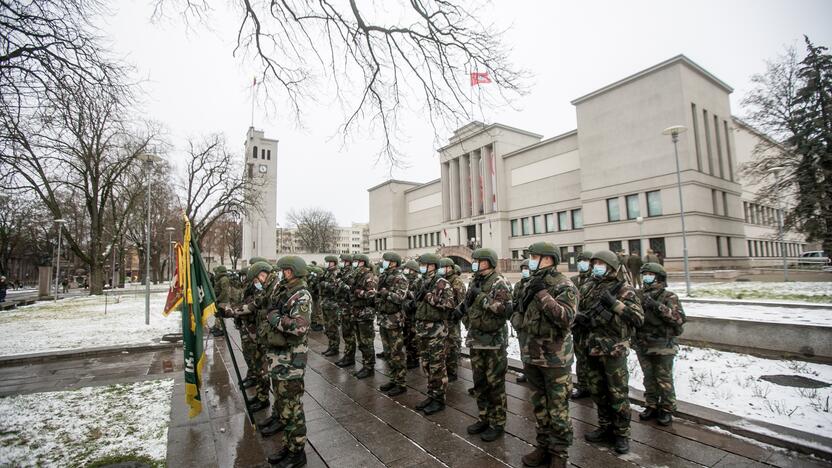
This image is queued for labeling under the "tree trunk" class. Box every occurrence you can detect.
[89,262,104,295]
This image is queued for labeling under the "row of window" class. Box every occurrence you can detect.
[691,102,734,181]
[743,201,782,226]
[607,191,662,222]
[511,245,584,260]
[373,238,388,252]
[711,189,730,216]
[251,145,272,160]
[406,231,443,250]
[510,209,583,237]
[607,238,666,257]
[747,240,803,258]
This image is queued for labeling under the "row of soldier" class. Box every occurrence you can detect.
[212,242,685,468]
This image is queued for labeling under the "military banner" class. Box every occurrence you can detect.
[163,243,184,316]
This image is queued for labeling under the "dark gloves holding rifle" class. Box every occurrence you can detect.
[600,290,618,309]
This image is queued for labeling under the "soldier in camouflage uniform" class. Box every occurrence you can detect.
[349,254,378,379]
[442,258,466,381]
[376,252,410,396]
[580,250,644,455]
[456,248,511,442]
[307,265,324,332]
[635,263,685,426]
[376,261,391,361]
[319,256,342,356]
[401,260,421,369]
[510,259,530,384]
[511,243,578,468]
[334,254,357,367]
[413,253,457,415]
[260,256,312,468]
[569,250,593,400]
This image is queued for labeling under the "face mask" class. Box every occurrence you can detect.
[471,262,479,272]
[403,269,410,275]
[521,269,530,279]
[577,260,590,272]
[254,281,263,291]
[277,271,284,282]
[437,267,447,276]
[528,259,540,271]
[338,261,344,268]
[382,260,390,269]
[643,274,655,284]
[419,266,427,274]
[591,264,607,278]
[352,261,358,268]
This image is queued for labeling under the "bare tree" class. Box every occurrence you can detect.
[225,214,243,269]
[154,0,527,165]
[287,208,338,253]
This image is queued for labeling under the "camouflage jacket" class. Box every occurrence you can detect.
[403,273,423,318]
[570,271,592,337]
[445,271,467,322]
[350,266,377,321]
[415,271,455,323]
[306,271,319,301]
[635,282,685,355]
[318,267,341,306]
[336,266,355,305]
[376,267,409,328]
[464,270,511,350]
[516,267,577,368]
[263,278,311,380]
[578,274,644,357]
[214,273,234,305]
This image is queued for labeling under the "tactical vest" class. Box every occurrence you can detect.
[350,267,373,308]
[521,268,569,340]
[415,275,446,322]
[258,279,310,348]
[638,287,684,346]
[466,271,505,333]
[377,269,404,314]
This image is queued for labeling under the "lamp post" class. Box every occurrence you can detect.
[662,125,691,296]
[769,166,788,281]
[166,227,175,282]
[636,216,645,259]
[53,218,66,301]
[137,152,163,325]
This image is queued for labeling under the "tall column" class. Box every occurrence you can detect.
[483,145,494,214]
[449,158,460,220]
[459,153,471,218]
[470,151,482,215]
[441,162,451,221]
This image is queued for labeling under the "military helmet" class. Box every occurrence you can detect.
[353,254,371,266]
[339,253,353,262]
[324,255,338,263]
[417,253,441,266]
[439,257,455,268]
[471,248,498,268]
[520,259,529,270]
[213,265,227,275]
[382,252,402,265]
[528,242,560,265]
[404,260,419,271]
[249,256,267,266]
[276,255,308,277]
[239,266,249,277]
[640,262,666,279]
[591,250,620,269]
[576,250,593,261]
[247,261,272,281]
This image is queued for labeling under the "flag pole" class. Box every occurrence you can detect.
[250,77,256,127]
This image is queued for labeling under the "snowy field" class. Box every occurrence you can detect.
[682,302,832,327]
[503,337,832,438]
[0,379,173,467]
[669,281,832,304]
[0,293,180,357]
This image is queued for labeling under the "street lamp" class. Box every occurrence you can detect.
[662,125,691,296]
[137,152,163,325]
[53,218,66,301]
[166,227,175,282]
[768,166,788,281]
[636,216,645,259]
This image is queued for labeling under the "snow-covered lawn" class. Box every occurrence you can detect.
[682,302,832,327]
[0,379,173,467]
[0,293,180,357]
[669,281,832,304]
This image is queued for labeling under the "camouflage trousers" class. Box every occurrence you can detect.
[573,329,590,392]
[340,306,357,358]
[445,320,461,377]
[404,314,418,366]
[274,378,306,453]
[470,348,507,427]
[382,326,407,386]
[524,363,572,456]
[322,300,340,350]
[379,326,391,356]
[417,321,449,401]
[240,329,269,402]
[311,298,324,327]
[586,354,631,437]
[636,351,676,412]
[355,319,376,368]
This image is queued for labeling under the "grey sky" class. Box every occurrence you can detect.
[103,0,832,227]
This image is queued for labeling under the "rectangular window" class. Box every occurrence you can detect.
[608,240,622,252]
[261,149,266,159]
[247,163,253,179]
[574,245,583,254]
[545,213,555,232]
[646,191,662,217]
[704,109,714,176]
[559,246,568,260]
[418,235,423,248]
[521,217,531,236]
[512,250,519,260]
[691,103,702,171]
[607,198,620,222]
[649,237,666,260]
[714,114,724,179]
[727,237,732,257]
[747,240,752,257]
[430,232,435,246]
[383,238,387,250]
[511,219,519,237]
[533,215,544,234]
[267,149,271,161]
[628,239,641,255]
[743,202,748,222]
[722,192,729,217]
[716,236,723,256]
[712,189,719,215]
[252,145,258,159]
[571,209,583,229]
[374,239,378,251]
[558,211,569,231]
[724,120,734,181]
[625,194,640,219]
[408,237,412,249]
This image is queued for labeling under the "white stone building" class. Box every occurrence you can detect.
[276,223,369,255]
[368,55,807,271]
[242,127,278,263]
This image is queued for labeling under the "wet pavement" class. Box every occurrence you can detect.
[165,320,831,468]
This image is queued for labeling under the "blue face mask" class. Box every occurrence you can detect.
[577,260,590,272]
[521,269,530,279]
[643,274,655,284]
[419,266,427,274]
[471,262,479,272]
[403,269,410,275]
[436,268,445,276]
[382,260,390,269]
[352,261,358,268]
[528,259,540,271]
[591,264,607,278]
[254,281,263,291]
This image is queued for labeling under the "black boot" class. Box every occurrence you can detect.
[570,388,591,399]
[267,447,289,465]
[242,377,257,389]
[311,323,323,332]
[406,360,419,369]
[466,420,488,435]
[273,449,306,467]
[584,427,612,443]
[379,382,396,392]
[549,454,568,468]
[260,418,286,437]
[353,367,374,379]
[376,351,388,359]
[257,415,279,429]
[480,425,503,442]
[415,396,433,410]
[335,357,355,367]
[249,399,269,413]
[385,385,406,396]
[613,436,630,454]
[447,372,458,382]
[322,347,339,357]
[423,399,445,415]
[516,373,527,383]
[467,387,476,395]
[521,447,549,467]
[656,410,673,426]
[639,407,658,421]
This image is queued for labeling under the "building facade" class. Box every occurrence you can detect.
[242,127,278,263]
[368,55,807,271]
[276,223,370,255]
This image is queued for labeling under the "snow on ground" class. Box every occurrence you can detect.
[0,292,180,357]
[682,302,832,327]
[505,339,832,438]
[0,379,173,467]
[668,281,832,304]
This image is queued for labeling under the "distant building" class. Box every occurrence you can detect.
[276,222,369,255]
[242,127,278,263]
[368,55,807,271]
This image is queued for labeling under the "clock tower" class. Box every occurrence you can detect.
[242,126,278,263]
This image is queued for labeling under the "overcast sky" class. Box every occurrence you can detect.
[102,0,832,227]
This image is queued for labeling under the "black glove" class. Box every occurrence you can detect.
[451,303,466,322]
[526,276,548,297]
[465,285,481,307]
[600,290,617,308]
[643,295,660,310]
[574,313,590,327]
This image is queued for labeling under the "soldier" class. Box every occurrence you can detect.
[635,263,685,426]
[442,258,466,381]
[307,265,325,331]
[626,252,644,289]
[376,260,391,361]
[513,243,578,468]
[262,256,312,468]
[319,256,342,356]
[376,252,410,396]
[349,254,378,379]
[401,260,421,369]
[334,254,357,368]
[580,250,644,454]
[570,251,593,400]
[510,259,530,384]
[456,248,511,442]
[413,253,456,415]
